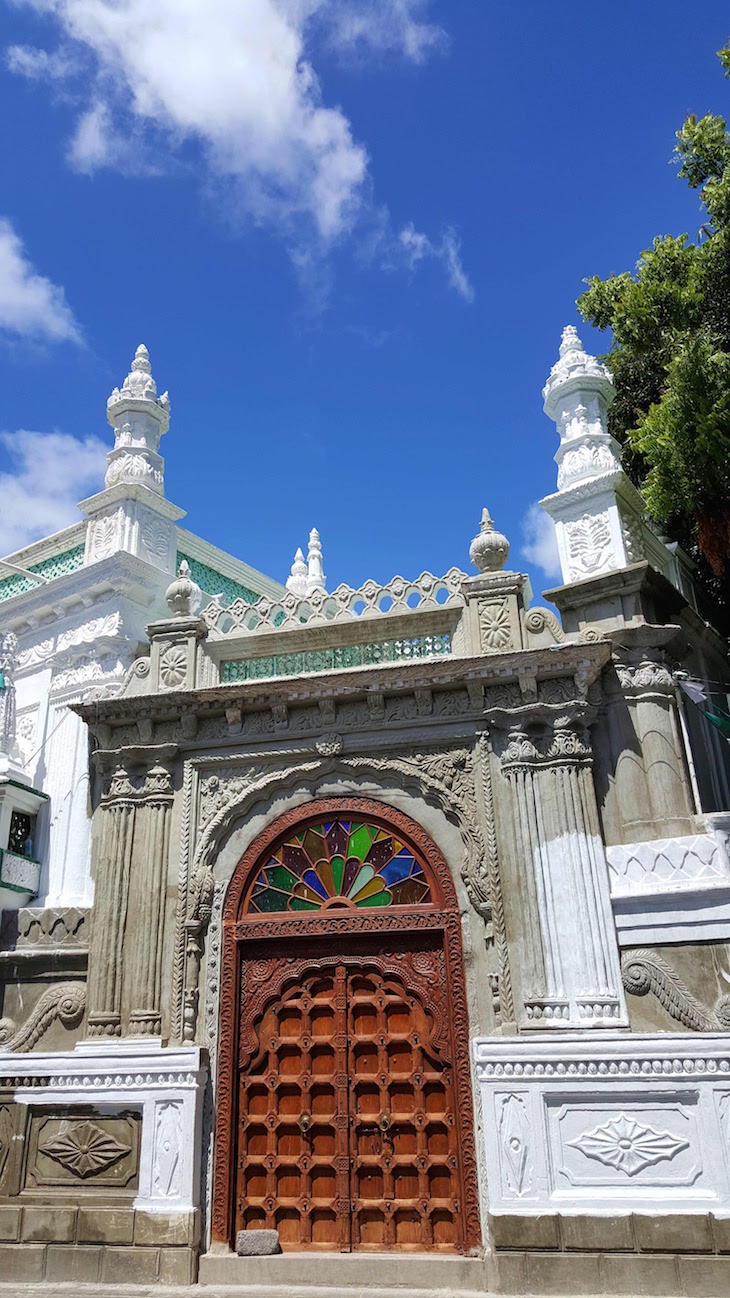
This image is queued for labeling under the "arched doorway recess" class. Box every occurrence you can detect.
[212,797,480,1254]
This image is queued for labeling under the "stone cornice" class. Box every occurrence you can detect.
[474,1030,730,1080]
[78,482,186,522]
[73,641,611,732]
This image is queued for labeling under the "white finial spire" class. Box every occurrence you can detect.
[286,546,308,598]
[306,527,326,594]
[105,344,170,494]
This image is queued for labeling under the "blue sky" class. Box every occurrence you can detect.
[1,2,729,597]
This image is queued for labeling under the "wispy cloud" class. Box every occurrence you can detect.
[0,218,81,344]
[8,1,467,298]
[521,502,561,579]
[0,430,106,556]
[399,222,474,302]
[6,43,78,79]
[322,0,445,63]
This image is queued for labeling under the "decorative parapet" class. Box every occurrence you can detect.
[202,567,468,638]
[475,1032,730,1216]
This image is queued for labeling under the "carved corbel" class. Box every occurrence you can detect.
[366,691,385,722]
[271,704,288,732]
[318,698,336,727]
[415,687,433,715]
[225,705,243,736]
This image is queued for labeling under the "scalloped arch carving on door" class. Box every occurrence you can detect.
[212,796,481,1253]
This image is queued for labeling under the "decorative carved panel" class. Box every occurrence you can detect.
[24,1109,141,1192]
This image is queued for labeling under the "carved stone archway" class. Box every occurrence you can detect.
[212,796,481,1253]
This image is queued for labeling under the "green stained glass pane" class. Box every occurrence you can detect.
[331,855,345,892]
[347,824,374,861]
[265,865,300,892]
[357,891,391,908]
[251,888,290,912]
[289,896,319,911]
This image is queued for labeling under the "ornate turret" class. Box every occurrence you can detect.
[540,325,654,586]
[105,344,170,495]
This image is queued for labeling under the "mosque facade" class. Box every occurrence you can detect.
[1,334,730,1293]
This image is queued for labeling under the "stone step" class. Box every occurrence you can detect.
[198,1250,490,1293]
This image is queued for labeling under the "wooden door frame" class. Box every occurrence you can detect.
[211,796,481,1251]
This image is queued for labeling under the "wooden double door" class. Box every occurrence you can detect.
[235,934,468,1252]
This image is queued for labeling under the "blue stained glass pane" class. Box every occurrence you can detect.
[382,857,414,885]
[302,869,329,900]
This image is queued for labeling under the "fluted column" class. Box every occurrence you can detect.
[86,767,137,1036]
[494,722,627,1028]
[612,644,694,839]
[86,748,177,1039]
[127,764,173,1036]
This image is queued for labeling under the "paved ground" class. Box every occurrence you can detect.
[0,1288,497,1298]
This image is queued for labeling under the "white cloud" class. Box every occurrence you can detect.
[11,0,371,242]
[521,502,561,580]
[0,430,107,556]
[0,218,82,344]
[399,222,474,301]
[6,43,77,79]
[322,0,445,62]
[8,1,463,298]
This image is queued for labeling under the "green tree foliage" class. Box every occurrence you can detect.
[577,42,730,602]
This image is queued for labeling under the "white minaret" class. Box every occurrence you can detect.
[540,325,652,586]
[105,343,170,494]
[80,343,184,575]
[306,528,326,594]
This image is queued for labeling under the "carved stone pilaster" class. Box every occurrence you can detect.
[126,764,174,1036]
[86,746,177,1039]
[598,629,695,844]
[86,794,135,1037]
[492,718,627,1028]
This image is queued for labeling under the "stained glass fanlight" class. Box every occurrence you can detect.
[246,818,433,914]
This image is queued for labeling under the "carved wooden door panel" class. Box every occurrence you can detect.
[236,964,351,1250]
[236,944,466,1253]
[348,954,462,1251]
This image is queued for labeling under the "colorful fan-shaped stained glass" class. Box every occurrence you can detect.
[246,818,433,914]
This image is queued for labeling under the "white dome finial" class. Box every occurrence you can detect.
[469,508,510,573]
[286,546,308,598]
